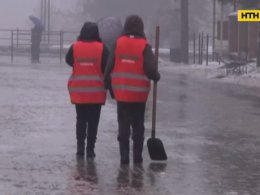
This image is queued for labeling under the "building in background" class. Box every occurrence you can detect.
[228,12,258,58]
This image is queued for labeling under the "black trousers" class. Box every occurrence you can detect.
[117,101,146,146]
[31,43,40,62]
[75,104,102,149]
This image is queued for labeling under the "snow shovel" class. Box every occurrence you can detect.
[147,26,167,161]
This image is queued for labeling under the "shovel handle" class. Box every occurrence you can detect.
[152,26,160,138]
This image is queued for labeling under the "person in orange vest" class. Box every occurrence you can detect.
[104,15,160,164]
[66,22,109,159]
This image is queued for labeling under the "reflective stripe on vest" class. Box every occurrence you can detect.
[111,72,149,81]
[69,75,103,81]
[68,41,106,104]
[68,86,106,93]
[112,85,150,92]
[112,36,150,102]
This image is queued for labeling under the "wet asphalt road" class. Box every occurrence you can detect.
[0,58,260,195]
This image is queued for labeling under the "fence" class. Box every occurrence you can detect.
[191,32,233,65]
[191,33,214,66]
[169,33,218,65]
[0,29,226,65]
[0,29,78,63]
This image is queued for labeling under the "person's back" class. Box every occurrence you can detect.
[112,35,150,102]
[31,27,42,63]
[65,22,109,159]
[104,15,160,164]
[31,28,42,44]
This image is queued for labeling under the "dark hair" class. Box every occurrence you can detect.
[78,22,101,42]
[123,15,145,37]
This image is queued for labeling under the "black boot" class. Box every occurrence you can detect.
[86,148,96,160]
[86,142,96,160]
[76,141,85,156]
[119,142,130,164]
[133,141,144,164]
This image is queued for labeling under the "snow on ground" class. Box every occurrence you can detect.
[159,58,260,90]
[1,53,260,91]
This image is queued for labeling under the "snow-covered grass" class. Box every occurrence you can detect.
[159,58,260,89]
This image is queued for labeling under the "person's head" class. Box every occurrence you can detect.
[123,15,145,37]
[78,22,101,42]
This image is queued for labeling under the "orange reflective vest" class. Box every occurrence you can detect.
[68,41,106,104]
[111,36,150,102]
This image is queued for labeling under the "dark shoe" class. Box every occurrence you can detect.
[120,157,130,165]
[86,149,96,160]
[31,59,40,63]
[133,141,144,164]
[86,140,96,159]
[76,141,85,156]
[133,157,143,164]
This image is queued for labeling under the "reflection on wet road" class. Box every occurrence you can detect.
[0,61,259,194]
[155,71,260,195]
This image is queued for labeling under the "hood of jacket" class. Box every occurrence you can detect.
[78,22,102,42]
[122,15,145,38]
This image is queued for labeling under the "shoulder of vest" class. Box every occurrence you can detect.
[118,36,146,42]
[74,41,103,46]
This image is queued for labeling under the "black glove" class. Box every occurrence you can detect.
[154,73,160,82]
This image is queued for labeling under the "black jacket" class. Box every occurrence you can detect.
[104,15,160,91]
[31,27,42,45]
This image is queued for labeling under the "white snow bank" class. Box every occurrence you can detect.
[159,58,260,89]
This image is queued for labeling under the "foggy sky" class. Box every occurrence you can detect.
[81,0,173,20]
[0,0,233,48]
[0,0,37,29]
[0,0,71,30]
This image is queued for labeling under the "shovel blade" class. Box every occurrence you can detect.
[147,138,167,161]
